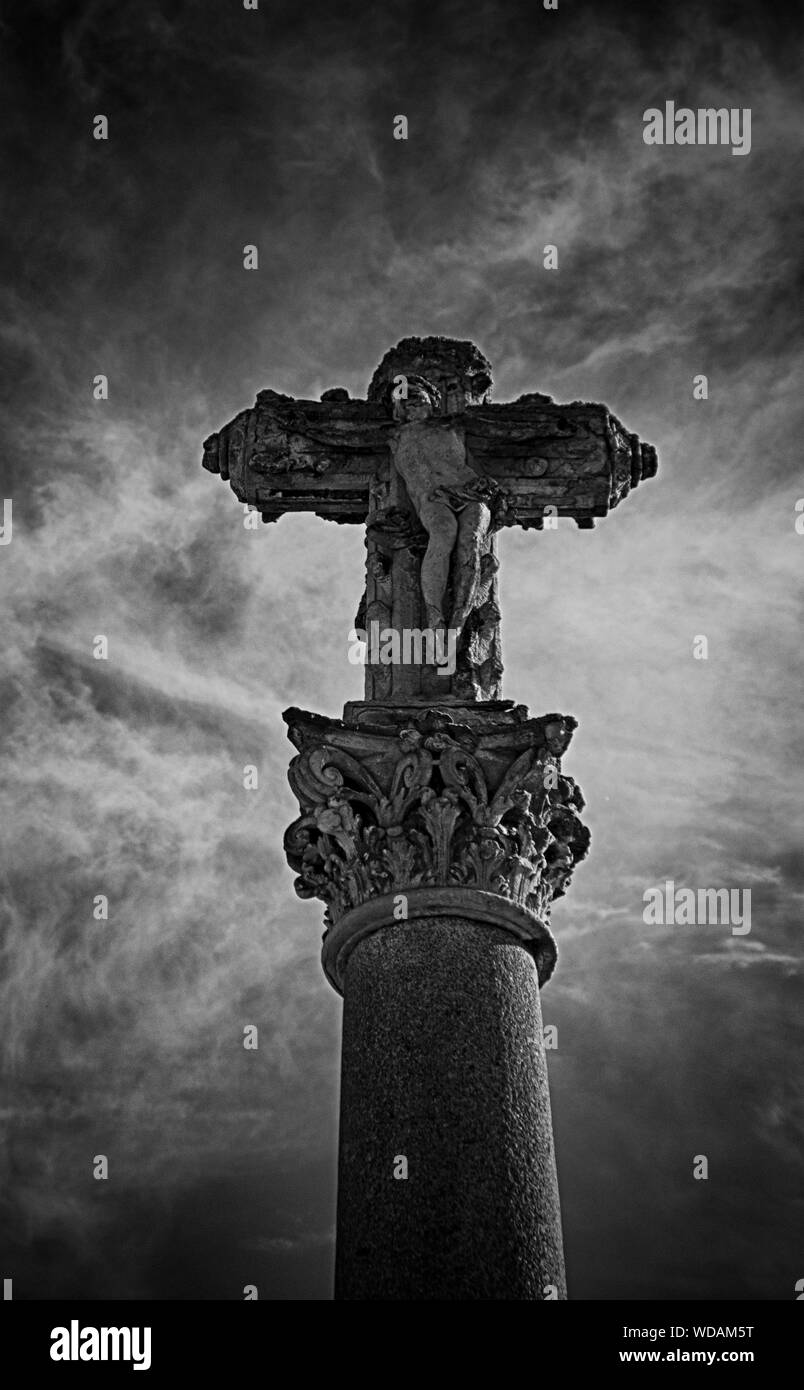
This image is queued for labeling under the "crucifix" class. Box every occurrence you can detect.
[202,336,658,1301]
[203,335,656,703]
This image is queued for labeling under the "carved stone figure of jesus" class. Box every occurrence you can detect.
[202,334,659,702]
[390,377,496,639]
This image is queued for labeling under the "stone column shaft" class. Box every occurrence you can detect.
[335,916,566,1300]
[282,700,589,1301]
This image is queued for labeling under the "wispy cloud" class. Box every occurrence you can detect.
[1,0,801,1300]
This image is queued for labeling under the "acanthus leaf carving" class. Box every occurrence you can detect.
[283,705,589,934]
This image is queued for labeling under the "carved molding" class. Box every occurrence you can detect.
[321,887,559,995]
[283,703,589,950]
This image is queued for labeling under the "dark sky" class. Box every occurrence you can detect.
[1,0,802,1300]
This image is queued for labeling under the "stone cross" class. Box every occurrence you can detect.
[202,337,658,1300]
[203,336,656,702]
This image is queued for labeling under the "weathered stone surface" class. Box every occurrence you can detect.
[335,916,567,1300]
[200,336,655,1303]
[201,379,657,529]
[202,337,657,703]
[283,699,580,1300]
[321,884,558,994]
[283,701,589,941]
[367,335,493,409]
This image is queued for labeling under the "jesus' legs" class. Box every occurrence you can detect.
[449,501,491,638]
[418,501,458,630]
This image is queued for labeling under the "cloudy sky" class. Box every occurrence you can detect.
[1,0,802,1300]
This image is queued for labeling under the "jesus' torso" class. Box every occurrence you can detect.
[390,420,479,512]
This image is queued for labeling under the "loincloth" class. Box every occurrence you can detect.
[429,475,501,512]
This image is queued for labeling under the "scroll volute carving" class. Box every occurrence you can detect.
[283,709,589,929]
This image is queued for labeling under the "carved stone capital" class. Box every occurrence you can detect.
[283,702,589,982]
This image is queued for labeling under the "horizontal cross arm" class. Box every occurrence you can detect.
[465,398,657,527]
[202,391,391,524]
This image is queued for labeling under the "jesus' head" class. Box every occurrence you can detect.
[391,375,440,422]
